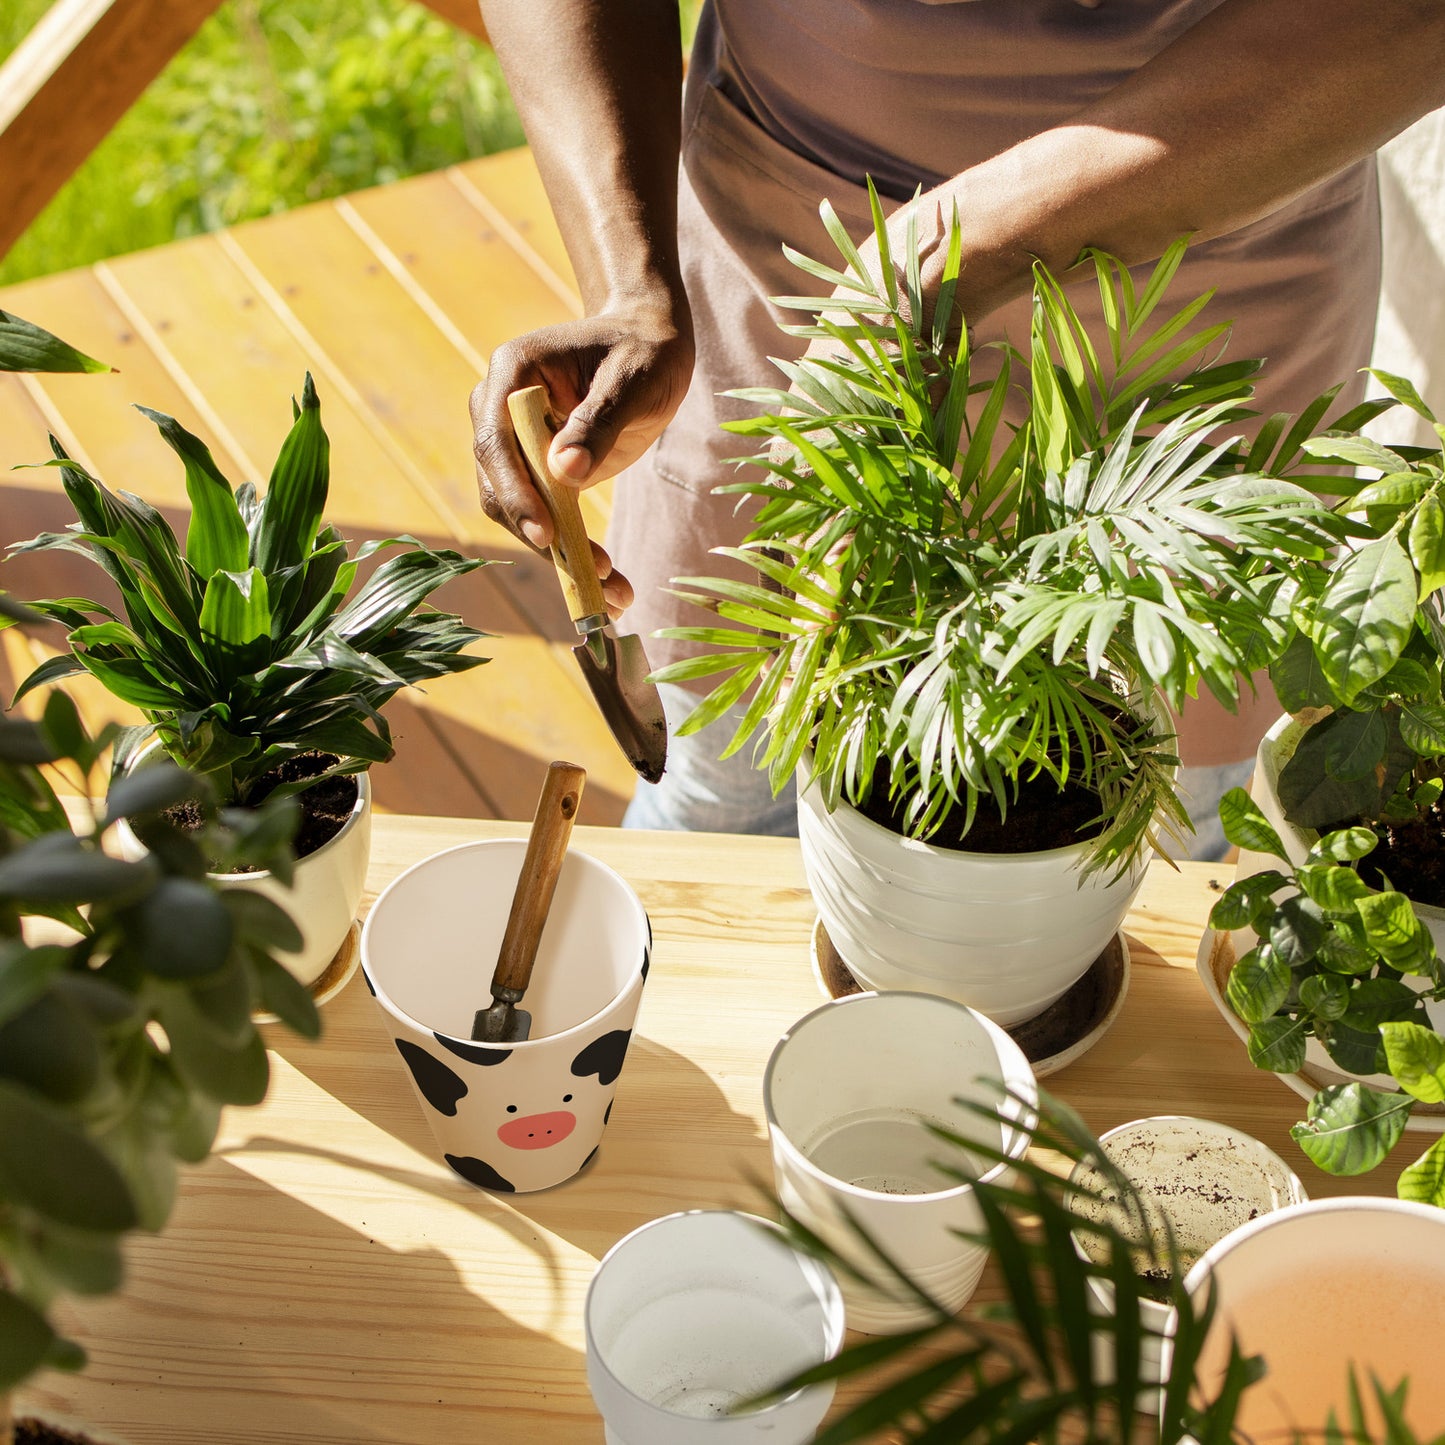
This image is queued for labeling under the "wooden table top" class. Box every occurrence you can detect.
[18,817,1399,1444]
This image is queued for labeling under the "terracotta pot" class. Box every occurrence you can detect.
[1177,1197,1445,1433]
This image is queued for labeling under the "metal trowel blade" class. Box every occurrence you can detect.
[572,629,668,784]
[472,999,533,1044]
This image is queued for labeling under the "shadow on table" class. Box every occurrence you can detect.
[265,1002,774,1265]
[25,1154,587,1445]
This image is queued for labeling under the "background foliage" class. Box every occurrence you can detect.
[0,0,702,290]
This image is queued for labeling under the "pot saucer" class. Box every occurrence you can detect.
[255,920,362,1024]
[810,917,1130,1078]
[1196,927,1445,1134]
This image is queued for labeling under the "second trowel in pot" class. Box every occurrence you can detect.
[507,386,668,784]
[471,761,586,1043]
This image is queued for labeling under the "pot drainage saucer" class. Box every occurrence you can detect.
[255,920,362,1023]
[810,917,1130,1078]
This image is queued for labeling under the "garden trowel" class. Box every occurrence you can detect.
[471,760,586,1043]
[507,386,668,784]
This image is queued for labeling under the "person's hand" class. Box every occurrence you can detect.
[470,307,694,617]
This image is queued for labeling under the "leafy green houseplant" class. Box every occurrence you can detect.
[1256,370,1445,904]
[3,375,491,989]
[657,192,1360,1025]
[0,674,315,1445]
[1207,788,1445,1206]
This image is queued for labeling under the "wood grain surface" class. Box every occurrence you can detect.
[15,821,1401,1444]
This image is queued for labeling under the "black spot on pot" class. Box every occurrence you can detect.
[580,1145,599,1173]
[434,1033,513,1066]
[603,1099,613,1127]
[445,1154,515,1193]
[641,945,651,981]
[571,1029,632,1086]
[361,966,376,997]
[394,1039,467,1116]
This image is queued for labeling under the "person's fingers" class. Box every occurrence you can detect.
[470,346,554,548]
[590,540,634,617]
[546,345,654,487]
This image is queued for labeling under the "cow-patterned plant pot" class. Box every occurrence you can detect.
[360,838,651,1194]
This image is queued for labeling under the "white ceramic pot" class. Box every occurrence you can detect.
[1239,714,1445,1080]
[763,991,1037,1334]
[796,767,1148,1028]
[1068,1116,1306,1403]
[1176,1197,1445,1433]
[116,749,371,991]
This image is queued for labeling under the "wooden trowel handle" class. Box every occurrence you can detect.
[507,386,608,626]
[492,761,587,998]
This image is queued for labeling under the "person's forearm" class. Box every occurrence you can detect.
[479,0,687,325]
[935,0,1445,321]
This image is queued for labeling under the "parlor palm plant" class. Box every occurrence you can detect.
[658,193,1372,880]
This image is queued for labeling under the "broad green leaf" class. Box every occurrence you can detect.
[29,1221,124,1297]
[1397,1133,1445,1207]
[138,406,248,580]
[254,374,329,572]
[1269,631,1337,713]
[200,567,272,650]
[1368,366,1437,422]
[0,310,109,374]
[1267,895,1326,969]
[0,1288,56,1391]
[252,954,321,1039]
[0,832,152,904]
[1305,827,1378,866]
[223,889,303,954]
[1379,1021,1445,1103]
[1313,539,1416,704]
[1355,891,1435,974]
[1301,434,1411,473]
[1217,787,1287,858]
[1277,714,1395,829]
[0,991,100,1103]
[1299,974,1350,1022]
[75,654,185,710]
[1208,870,1289,931]
[1226,947,1290,1024]
[0,1081,138,1230]
[124,877,234,978]
[101,760,204,827]
[1247,1015,1307,1074]
[1399,701,1445,756]
[1291,1083,1412,1176]
[1409,492,1445,598]
[1296,864,1373,915]
[1322,707,1386,783]
[156,989,269,1105]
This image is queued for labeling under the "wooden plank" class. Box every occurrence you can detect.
[0,267,252,501]
[0,0,225,261]
[450,148,581,312]
[339,172,578,363]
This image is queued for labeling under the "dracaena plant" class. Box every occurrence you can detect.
[1209,788,1445,1207]
[0,666,315,1438]
[4,376,490,809]
[1268,372,1445,846]
[656,192,1368,877]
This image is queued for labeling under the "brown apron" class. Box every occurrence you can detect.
[606,0,1382,726]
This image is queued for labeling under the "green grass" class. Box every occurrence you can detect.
[2,0,702,290]
[0,0,525,287]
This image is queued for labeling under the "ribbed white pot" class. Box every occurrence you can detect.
[796,766,1149,1029]
[1239,714,1445,1082]
[116,751,371,990]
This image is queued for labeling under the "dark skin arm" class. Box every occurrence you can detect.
[470,0,691,614]
[473,0,1445,607]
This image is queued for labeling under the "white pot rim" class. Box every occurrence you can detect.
[762,991,1039,1202]
[584,1209,846,1420]
[1181,1194,1445,1302]
[360,837,650,1054]
[118,740,371,882]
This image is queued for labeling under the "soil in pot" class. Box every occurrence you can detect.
[159,751,360,867]
[16,1420,104,1445]
[1357,795,1445,909]
[857,761,1105,853]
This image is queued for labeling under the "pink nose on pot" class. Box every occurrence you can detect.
[497,1111,577,1150]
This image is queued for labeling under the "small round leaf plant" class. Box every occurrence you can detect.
[4,375,491,821]
[1210,787,1445,1204]
[0,674,317,1439]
